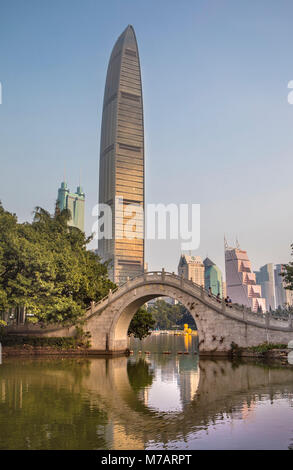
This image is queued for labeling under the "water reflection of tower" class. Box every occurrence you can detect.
[241,400,256,420]
[159,358,180,382]
[112,424,144,450]
[178,358,200,407]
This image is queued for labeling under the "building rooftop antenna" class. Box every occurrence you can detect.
[224,234,228,251]
[236,235,240,249]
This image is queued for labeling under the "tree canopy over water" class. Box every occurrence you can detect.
[147,299,196,330]
[0,202,114,325]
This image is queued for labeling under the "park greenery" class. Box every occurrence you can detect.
[229,341,288,357]
[0,332,91,349]
[282,243,293,292]
[0,201,154,342]
[0,202,115,326]
[127,306,155,340]
[147,299,196,330]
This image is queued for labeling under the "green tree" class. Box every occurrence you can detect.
[0,202,115,325]
[147,299,196,330]
[127,359,154,392]
[282,244,293,291]
[128,306,155,340]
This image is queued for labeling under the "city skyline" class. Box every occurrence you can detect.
[1,1,293,276]
[2,2,293,454]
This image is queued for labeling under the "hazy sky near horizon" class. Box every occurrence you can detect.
[1,0,293,276]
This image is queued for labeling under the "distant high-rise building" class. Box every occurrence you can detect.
[225,241,266,313]
[178,255,205,287]
[98,25,145,285]
[222,281,227,299]
[254,263,276,311]
[57,181,85,232]
[274,264,293,309]
[203,257,223,297]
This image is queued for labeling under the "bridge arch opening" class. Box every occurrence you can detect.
[108,286,201,352]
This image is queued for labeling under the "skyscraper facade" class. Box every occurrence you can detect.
[254,263,276,311]
[57,181,85,232]
[203,257,223,297]
[98,25,144,285]
[225,242,266,313]
[178,255,205,287]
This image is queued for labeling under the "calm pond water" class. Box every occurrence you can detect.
[1,334,293,450]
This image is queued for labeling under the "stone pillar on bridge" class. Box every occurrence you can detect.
[265,312,271,329]
[161,268,165,282]
[108,289,112,304]
[222,297,226,313]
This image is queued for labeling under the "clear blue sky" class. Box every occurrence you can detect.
[1,0,293,276]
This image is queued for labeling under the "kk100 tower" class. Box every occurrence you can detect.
[98,25,145,285]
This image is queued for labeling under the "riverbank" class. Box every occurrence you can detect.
[0,334,128,357]
[1,345,128,357]
[200,348,291,362]
[1,332,291,361]
[1,344,291,363]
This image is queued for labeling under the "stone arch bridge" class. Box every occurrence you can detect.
[9,271,293,354]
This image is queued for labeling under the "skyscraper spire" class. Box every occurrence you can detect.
[224,234,228,251]
[236,236,240,249]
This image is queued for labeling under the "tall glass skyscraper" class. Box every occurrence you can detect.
[98,25,145,285]
[57,181,85,232]
[203,257,223,297]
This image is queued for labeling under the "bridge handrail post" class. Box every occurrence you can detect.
[289,313,293,329]
[161,268,165,282]
[108,289,112,304]
[200,285,205,299]
[222,297,226,313]
[242,307,247,322]
[90,300,95,314]
[180,274,184,288]
[265,311,270,328]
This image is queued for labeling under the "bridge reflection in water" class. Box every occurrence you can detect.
[1,354,293,449]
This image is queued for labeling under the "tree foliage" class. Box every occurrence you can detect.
[147,299,196,330]
[128,306,155,340]
[0,202,115,325]
[282,243,293,291]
